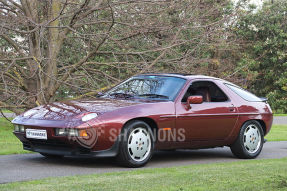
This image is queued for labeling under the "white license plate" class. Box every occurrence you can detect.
[26,129,47,140]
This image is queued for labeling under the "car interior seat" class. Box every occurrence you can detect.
[195,87,211,102]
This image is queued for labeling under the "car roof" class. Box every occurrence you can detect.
[135,73,223,81]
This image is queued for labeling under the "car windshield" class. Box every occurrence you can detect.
[103,75,186,100]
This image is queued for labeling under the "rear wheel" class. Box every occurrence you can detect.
[116,120,154,167]
[230,120,264,159]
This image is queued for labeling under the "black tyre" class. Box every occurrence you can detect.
[40,153,63,158]
[116,120,154,167]
[230,120,264,159]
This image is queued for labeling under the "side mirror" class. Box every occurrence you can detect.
[187,95,203,104]
[186,95,203,110]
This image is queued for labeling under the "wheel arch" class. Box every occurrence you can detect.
[255,119,267,135]
[121,117,159,141]
[122,117,158,132]
[241,119,266,135]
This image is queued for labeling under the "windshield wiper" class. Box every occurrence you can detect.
[137,94,169,99]
[109,92,134,99]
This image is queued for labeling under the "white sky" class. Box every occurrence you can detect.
[249,0,264,6]
[234,0,264,8]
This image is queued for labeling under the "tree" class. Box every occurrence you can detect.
[234,0,287,112]
[0,0,239,114]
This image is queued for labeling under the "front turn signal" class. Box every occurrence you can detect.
[79,130,88,137]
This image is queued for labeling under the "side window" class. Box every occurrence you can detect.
[225,83,261,102]
[182,81,228,102]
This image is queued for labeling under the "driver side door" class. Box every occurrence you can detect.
[175,80,238,141]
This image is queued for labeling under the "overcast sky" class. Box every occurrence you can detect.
[234,0,264,8]
[249,0,264,6]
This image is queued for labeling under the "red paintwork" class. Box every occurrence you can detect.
[188,96,203,104]
[12,74,273,153]
[184,96,203,110]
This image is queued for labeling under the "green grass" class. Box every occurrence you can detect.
[0,109,13,113]
[266,125,287,141]
[274,114,287,116]
[0,158,287,191]
[0,118,30,155]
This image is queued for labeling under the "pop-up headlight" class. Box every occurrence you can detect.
[82,113,98,122]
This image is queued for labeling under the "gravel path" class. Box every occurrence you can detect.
[272,116,287,125]
[0,113,16,118]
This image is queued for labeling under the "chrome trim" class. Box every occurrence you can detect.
[177,113,239,117]
[159,115,176,118]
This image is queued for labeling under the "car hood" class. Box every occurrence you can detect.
[19,98,149,120]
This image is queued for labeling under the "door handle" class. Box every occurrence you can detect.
[229,104,235,112]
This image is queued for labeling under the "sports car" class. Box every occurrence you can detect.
[12,73,273,167]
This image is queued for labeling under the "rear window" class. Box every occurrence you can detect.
[225,83,262,102]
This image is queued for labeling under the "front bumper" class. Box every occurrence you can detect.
[14,132,119,158]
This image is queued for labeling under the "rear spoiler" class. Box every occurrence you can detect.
[260,97,268,102]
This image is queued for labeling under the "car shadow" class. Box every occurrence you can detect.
[26,155,120,168]
[153,148,235,160]
[24,147,236,168]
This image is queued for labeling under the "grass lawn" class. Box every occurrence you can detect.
[274,114,287,116]
[0,158,286,191]
[0,118,30,155]
[266,125,287,141]
[0,109,13,113]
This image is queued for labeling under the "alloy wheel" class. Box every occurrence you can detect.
[127,127,151,162]
[243,124,261,154]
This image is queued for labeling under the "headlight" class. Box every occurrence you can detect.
[55,128,87,137]
[14,124,25,132]
[14,124,20,132]
[55,128,66,136]
[82,113,98,122]
[68,129,78,136]
[19,125,25,132]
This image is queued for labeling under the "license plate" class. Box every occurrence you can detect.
[26,129,47,140]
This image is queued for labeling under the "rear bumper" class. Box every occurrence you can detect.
[14,132,119,158]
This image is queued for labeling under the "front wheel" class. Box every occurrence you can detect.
[116,120,154,167]
[230,120,264,159]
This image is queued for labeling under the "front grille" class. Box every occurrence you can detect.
[27,139,71,148]
[23,139,92,155]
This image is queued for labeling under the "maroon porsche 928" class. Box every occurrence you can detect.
[12,73,273,167]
